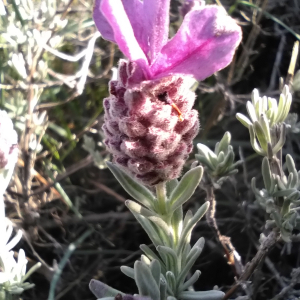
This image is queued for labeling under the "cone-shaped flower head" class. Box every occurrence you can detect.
[0,110,18,170]
[103,60,199,185]
[93,0,242,83]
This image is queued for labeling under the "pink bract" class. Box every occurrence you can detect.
[93,0,242,83]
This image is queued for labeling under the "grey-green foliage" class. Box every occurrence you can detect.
[91,163,225,300]
[82,135,109,169]
[252,155,300,242]
[236,86,292,158]
[285,113,300,134]
[196,131,241,180]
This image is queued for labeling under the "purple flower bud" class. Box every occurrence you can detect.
[103,60,199,186]
[0,110,18,170]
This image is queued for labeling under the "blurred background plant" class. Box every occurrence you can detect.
[0,0,300,300]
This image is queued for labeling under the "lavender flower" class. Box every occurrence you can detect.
[93,0,242,185]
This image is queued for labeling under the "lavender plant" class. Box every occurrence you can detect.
[237,85,300,243]
[0,110,40,299]
[90,1,241,300]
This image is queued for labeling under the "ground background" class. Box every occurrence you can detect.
[1,0,300,299]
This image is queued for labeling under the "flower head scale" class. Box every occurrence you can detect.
[93,0,242,83]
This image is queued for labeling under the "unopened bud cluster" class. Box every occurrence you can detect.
[103,60,199,186]
[252,155,300,242]
[196,132,241,180]
[236,86,291,158]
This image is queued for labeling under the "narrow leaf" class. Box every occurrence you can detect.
[106,162,155,208]
[169,167,203,213]
[134,261,160,300]
[89,280,124,298]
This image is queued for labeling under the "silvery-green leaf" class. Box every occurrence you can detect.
[157,246,177,273]
[253,121,268,151]
[181,243,191,268]
[89,280,124,298]
[141,254,151,265]
[217,151,235,175]
[286,190,300,202]
[183,210,193,230]
[236,113,252,128]
[281,92,292,122]
[120,266,135,279]
[249,125,265,156]
[246,101,258,123]
[262,158,273,193]
[148,216,171,238]
[189,237,205,258]
[271,211,282,227]
[106,162,155,208]
[276,175,287,190]
[180,270,201,291]
[134,261,160,300]
[177,202,209,255]
[254,95,262,116]
[276,92,287,123]
[286,154,298,188]
[150,260,161,286]
[179,290,225,300]
[160,277,167,300]
[259,113,271,142]
[207,151,218,169]
[272,124,286,155]
[171,206,183,242]
[166,179,179,198]
[166,271,176,291]
[217,132,231,154]
[268,97,278,126]
[125,200,159,218]
[214,142,220,154]
[286,173,294,189]
[251,88,259,105]
[169,166,203,213]
[177,247,202,286]
[262,95,268,112]
[131,212,162,247]
[195,154,215,171]
[216,151,225,164]
[225,169,239,176]
[140,245,166,274]
[197,144,217,160]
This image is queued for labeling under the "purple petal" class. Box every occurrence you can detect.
[122,0,149,55]
[143,0,170,63]
[150,5,242,80]
[100,0,149,68]
[93,0,115,43]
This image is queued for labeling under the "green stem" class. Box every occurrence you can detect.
[156,182,167,215]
